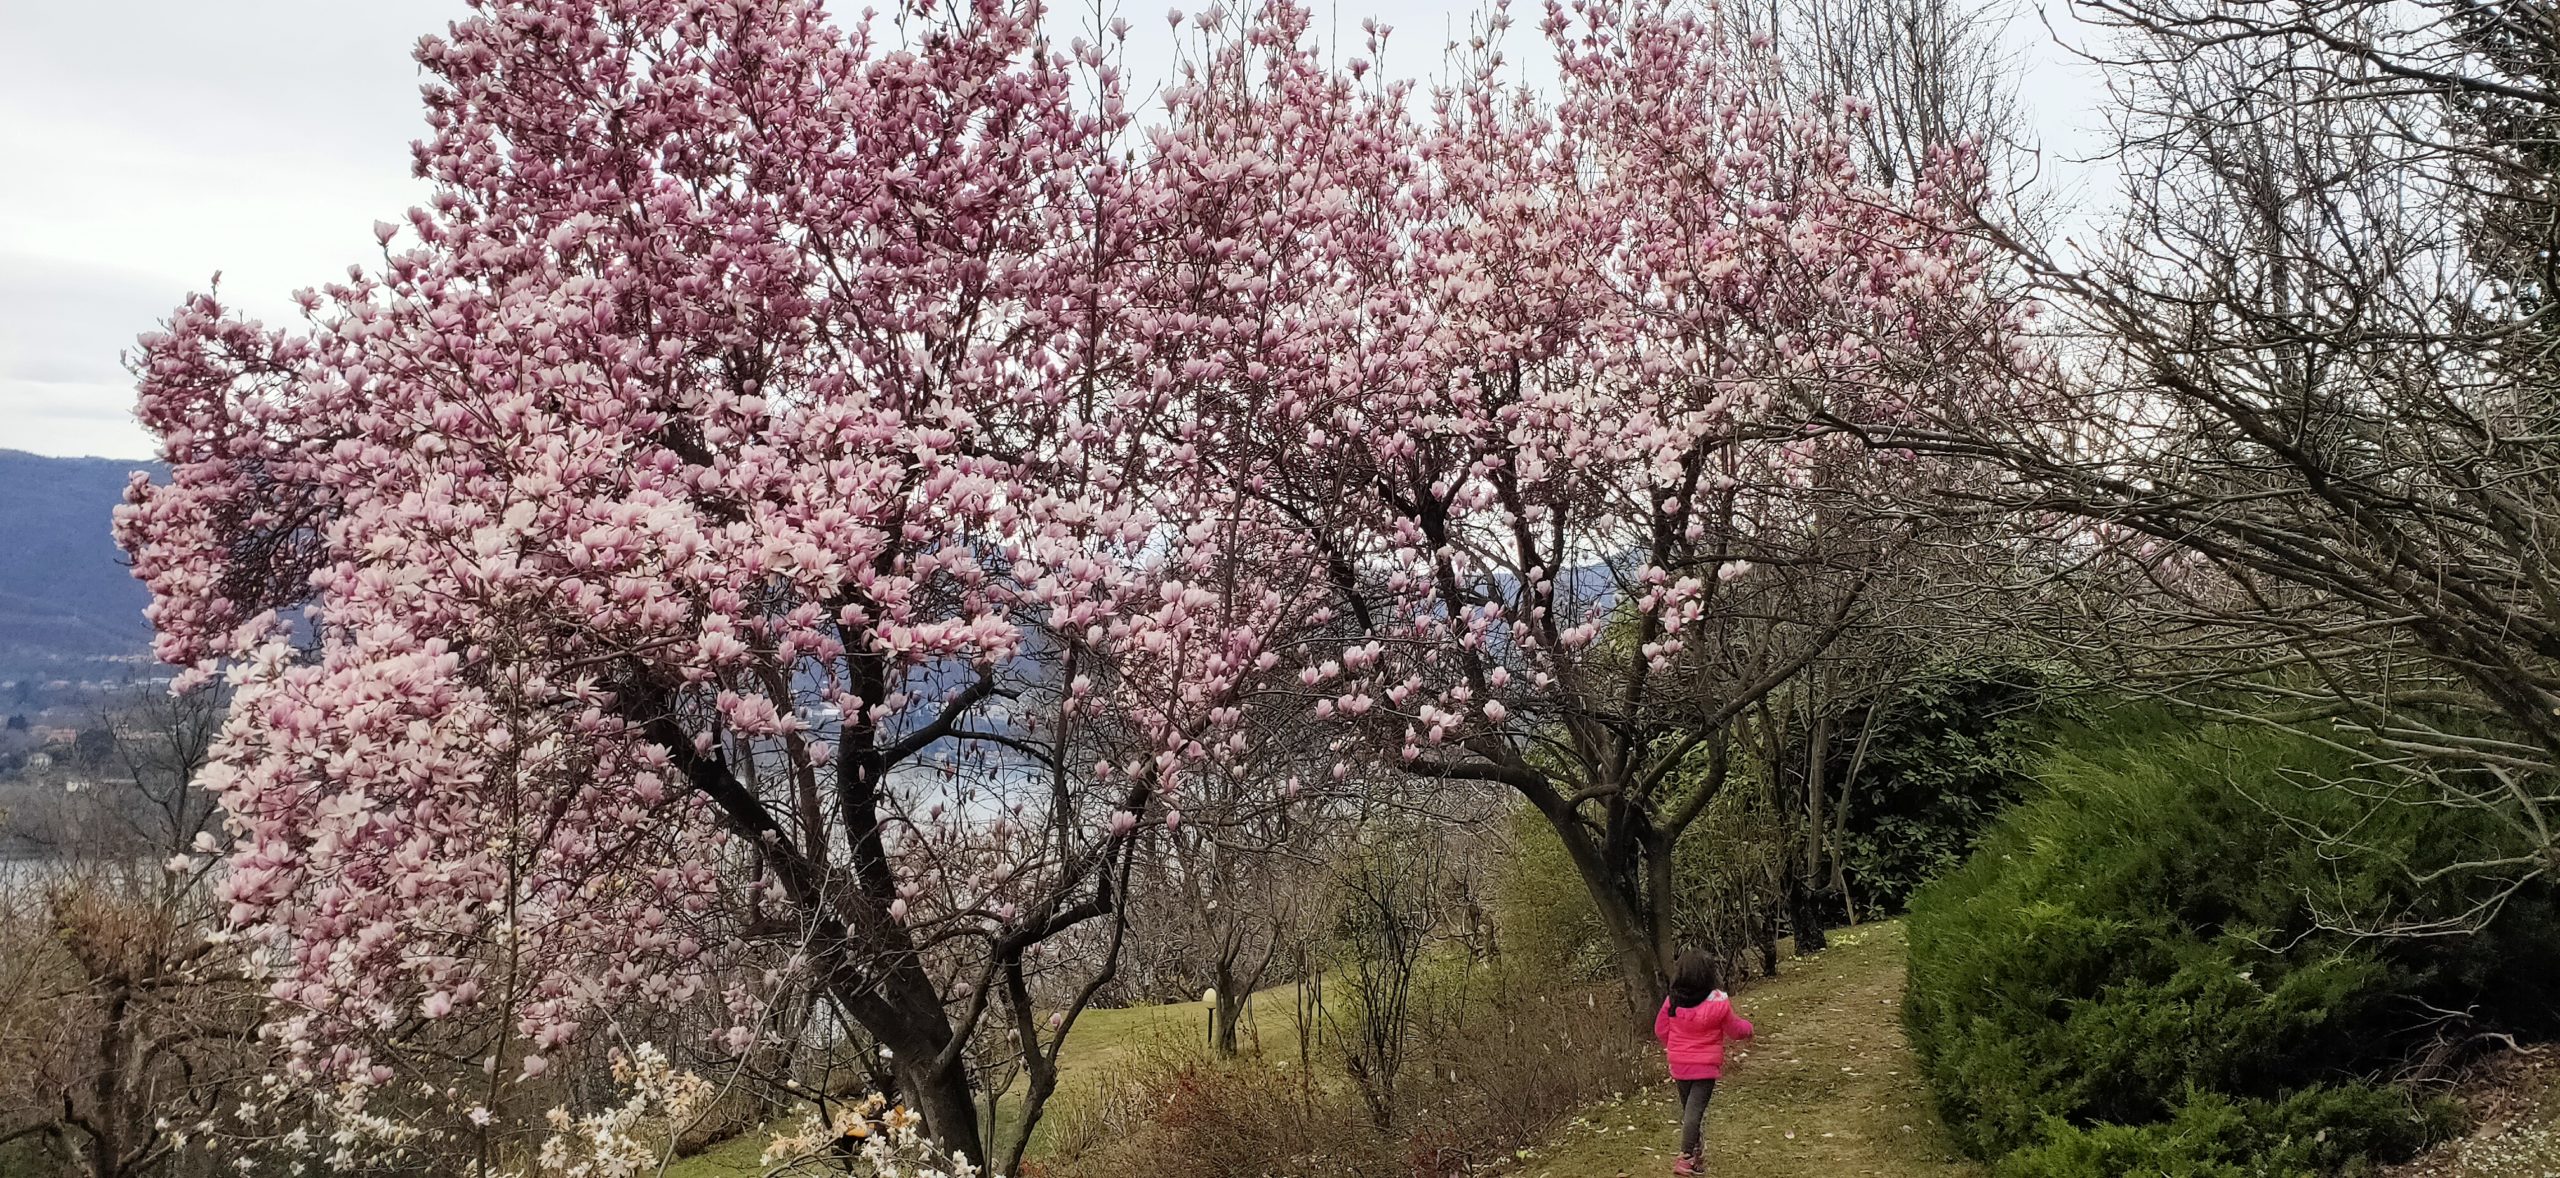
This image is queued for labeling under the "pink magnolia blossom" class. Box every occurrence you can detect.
[115,0,1297,1157]
[1119,0,2031,997]
[112,0,2025,1158]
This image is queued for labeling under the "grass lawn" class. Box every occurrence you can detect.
[1505,922,1977,1178]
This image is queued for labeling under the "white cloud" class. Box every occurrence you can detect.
[0,254,174,459]
[0,0,448,459]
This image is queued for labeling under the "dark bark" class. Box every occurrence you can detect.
[1211,958,1245,1058]
[894,1054,984,1167]
[1787,871,1829,955]
[1757,897,1782,978]
[1795,711,1833,955]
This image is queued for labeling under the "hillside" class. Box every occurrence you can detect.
[0,449,157,680]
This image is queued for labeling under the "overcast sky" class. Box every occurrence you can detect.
[0,0,2105,463]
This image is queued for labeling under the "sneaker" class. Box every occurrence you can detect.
[1672,1158,1698,1176]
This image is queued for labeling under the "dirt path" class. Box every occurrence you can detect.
[1506,922,1979,1178]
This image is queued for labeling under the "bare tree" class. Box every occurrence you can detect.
[1863,0,2560,928]
[1321,832,1442,1131]
[1729,0,2047,233]
[1155,781,1324,1061]
[0,687,263,1178]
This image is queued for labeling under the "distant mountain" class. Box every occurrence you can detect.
[0,449,159,678]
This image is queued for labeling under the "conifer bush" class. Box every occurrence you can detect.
[1906,711,2560,1176]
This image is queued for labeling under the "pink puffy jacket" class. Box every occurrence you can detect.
[1655,991,1754,1080]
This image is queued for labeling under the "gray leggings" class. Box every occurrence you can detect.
[1678,1078,1717,1159]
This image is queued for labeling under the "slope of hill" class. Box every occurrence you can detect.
[0,449,158,679]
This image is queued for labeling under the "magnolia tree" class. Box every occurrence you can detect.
[114,0,1320,1164]
[1139,0,2032,1006]
[116,0,2028,1163]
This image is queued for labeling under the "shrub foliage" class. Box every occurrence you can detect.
[1826,666,2065,915]
[1905,711,2560,1176]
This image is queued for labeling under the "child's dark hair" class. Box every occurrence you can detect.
[1667,950,1721,1009]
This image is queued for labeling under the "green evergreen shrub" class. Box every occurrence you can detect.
[1992,1086,2456,1178]
[1906,709,2560,1175]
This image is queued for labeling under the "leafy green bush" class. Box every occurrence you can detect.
[1492,806,1622,983]
[1667,762,1790,979]
[1907,709,2560,1176]
[1828,664,2072,915]
[1494,771,1790,986]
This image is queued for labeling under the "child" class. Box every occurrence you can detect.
[1654,951,1753,1176]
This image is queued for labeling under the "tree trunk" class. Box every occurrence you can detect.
[1212,956,1243,1058]
[1832,696,1885,926]
[1803,714,1830,896]
[1294,954,1321,1113]
[1787,868,1828,955]
[896,1053,985,1167]
[1603,863,1678,1026]
[1796,713,1833,955]
[848,959,984,1166]
[1523,796,1673,1025]
[1758,897,1781,978]
[79,971,132,1178]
